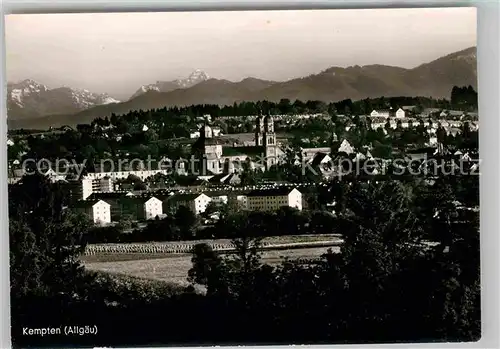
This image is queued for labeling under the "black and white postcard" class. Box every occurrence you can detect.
[6,8,479,347]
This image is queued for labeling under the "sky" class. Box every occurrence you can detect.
[5,8,477,100]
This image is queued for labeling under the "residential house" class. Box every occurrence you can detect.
[208,194,229,205]
[86,192,131,220]
[310,152,332,166]
[337,139,354,155]
[142,196,164,220]
[120,196,164,220]
[166,193,212,215]
[42,168,67,183]
[301,147,331,163]
[370,109,390,118]
[454,151,472,162]
[405,147,437,162]
[310,153,335,178]
[73,199,111,225]
[395,108,406,118]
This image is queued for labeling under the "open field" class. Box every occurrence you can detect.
[81,253,189,263]
[84,246,340,287]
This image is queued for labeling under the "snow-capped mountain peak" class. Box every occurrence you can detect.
[176,69,210,87]
[67,87,120,109]
[130,69,210,99]
[8,79,49,106]
[7,79,120,119]
[139,85,161,94]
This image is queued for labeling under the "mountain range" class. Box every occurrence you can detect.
[7,79,120,120]
[7,47,477,130]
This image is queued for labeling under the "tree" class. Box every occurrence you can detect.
[224,235,263,302]
[451,85,478,111]
[278,98,292,114]
[9,173,93,316]
[371,142,393,159]
[276,206,307,235]
[81,144,96,159]
[187,243,229,295]
[174,206,200,239]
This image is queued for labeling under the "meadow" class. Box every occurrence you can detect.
[83,245,340,287]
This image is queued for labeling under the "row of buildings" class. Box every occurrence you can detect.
[214,108,477,122]
[74,187,303,225]
[370,108,407,118]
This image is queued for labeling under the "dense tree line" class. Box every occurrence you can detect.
[451,85,478,111]
[93,94,461,120]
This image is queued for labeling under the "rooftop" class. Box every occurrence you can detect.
[73,199,108,208]
[167,193,207,202]
[222,146,264,157]
[246,187,299,197]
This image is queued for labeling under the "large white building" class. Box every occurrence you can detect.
[143,196,163,220]
[74,199,111,225]
[246,187,302,212]
[97,176,113,192]
[235,195,248,208]
[84,168,174,182]
[79,176,114,200]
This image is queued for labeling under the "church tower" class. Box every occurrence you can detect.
[263,114,277,169]
[255,113,265,146]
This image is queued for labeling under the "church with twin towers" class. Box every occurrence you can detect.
[191,112,284,175]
